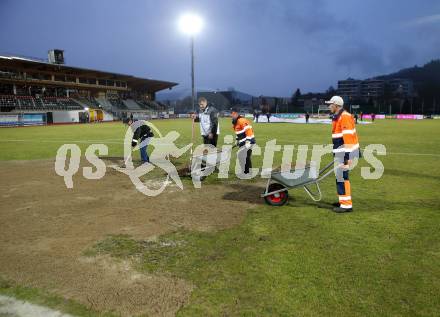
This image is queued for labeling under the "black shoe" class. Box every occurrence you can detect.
[317,202,340,209]
[333,207,353,213]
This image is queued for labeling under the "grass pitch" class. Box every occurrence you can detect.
[1,118,440,316]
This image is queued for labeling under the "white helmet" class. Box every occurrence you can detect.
[325,96,344,107]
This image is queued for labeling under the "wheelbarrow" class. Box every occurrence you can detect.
[261,161,334,206]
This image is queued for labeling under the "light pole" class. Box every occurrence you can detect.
[191,36,195,112]
[179,13,203,112]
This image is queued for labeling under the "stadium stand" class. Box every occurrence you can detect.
[17,96,35,109]
[72,97,92,109]
[95,97,114,112]
[0,83,14,95]
[55,98,83,110]
[1,52,178,124]
[136,100,153,110]
[34,98,44,110]
[90,97,101,108]
[0,95,17,109]
[136,99,165,111]
[108,97,127,110]
[41,97,58,108]
[122,99,142,110]
[0,95,83,111]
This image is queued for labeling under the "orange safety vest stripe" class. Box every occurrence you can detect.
[332,111,359,148]
[234,117,254,135]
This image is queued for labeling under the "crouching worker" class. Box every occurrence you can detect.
[231,108,255,174]
[125,118,154,163]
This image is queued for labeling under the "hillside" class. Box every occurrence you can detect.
[376,59,440,84]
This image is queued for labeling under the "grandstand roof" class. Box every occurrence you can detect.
[0,54,178,92]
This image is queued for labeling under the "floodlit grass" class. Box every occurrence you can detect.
[1,118,440,316]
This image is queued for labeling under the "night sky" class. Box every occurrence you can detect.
[1,0,439,97]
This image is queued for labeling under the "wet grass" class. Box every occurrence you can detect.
[89,198,440,316]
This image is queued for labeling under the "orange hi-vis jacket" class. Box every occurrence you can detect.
[331,109,359,157]
[233,116,256,147]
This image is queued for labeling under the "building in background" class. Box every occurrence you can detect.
[360,79,385,99]
[338,77,414,102]
[387,78,414,97]
[337,78,362,100]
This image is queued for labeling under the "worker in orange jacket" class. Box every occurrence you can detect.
[231,109,256,174]
[326,96,360,213]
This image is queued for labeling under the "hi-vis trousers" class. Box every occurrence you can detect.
[336,169,352,209]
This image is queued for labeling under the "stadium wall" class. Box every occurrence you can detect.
[244,113,425,120]
[0,110,114,127]
[0,113,45,127]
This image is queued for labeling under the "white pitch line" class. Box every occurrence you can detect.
[0,139,123,144]
[1,139,440,157]
[378,152,440,157]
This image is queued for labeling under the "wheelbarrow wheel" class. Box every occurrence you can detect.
[264,183,289,206]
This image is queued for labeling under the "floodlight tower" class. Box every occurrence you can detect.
[178,13,203,112]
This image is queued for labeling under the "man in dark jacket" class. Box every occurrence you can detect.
[261,103,271,122]
[126,118,154,163]
[191,97,219,147]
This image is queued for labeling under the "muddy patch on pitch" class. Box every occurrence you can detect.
[0,159,258,316]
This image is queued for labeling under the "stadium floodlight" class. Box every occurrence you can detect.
[178,13,203,112]
[178,13,203,36]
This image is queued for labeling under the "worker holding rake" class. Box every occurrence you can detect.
[191,97,220,147]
